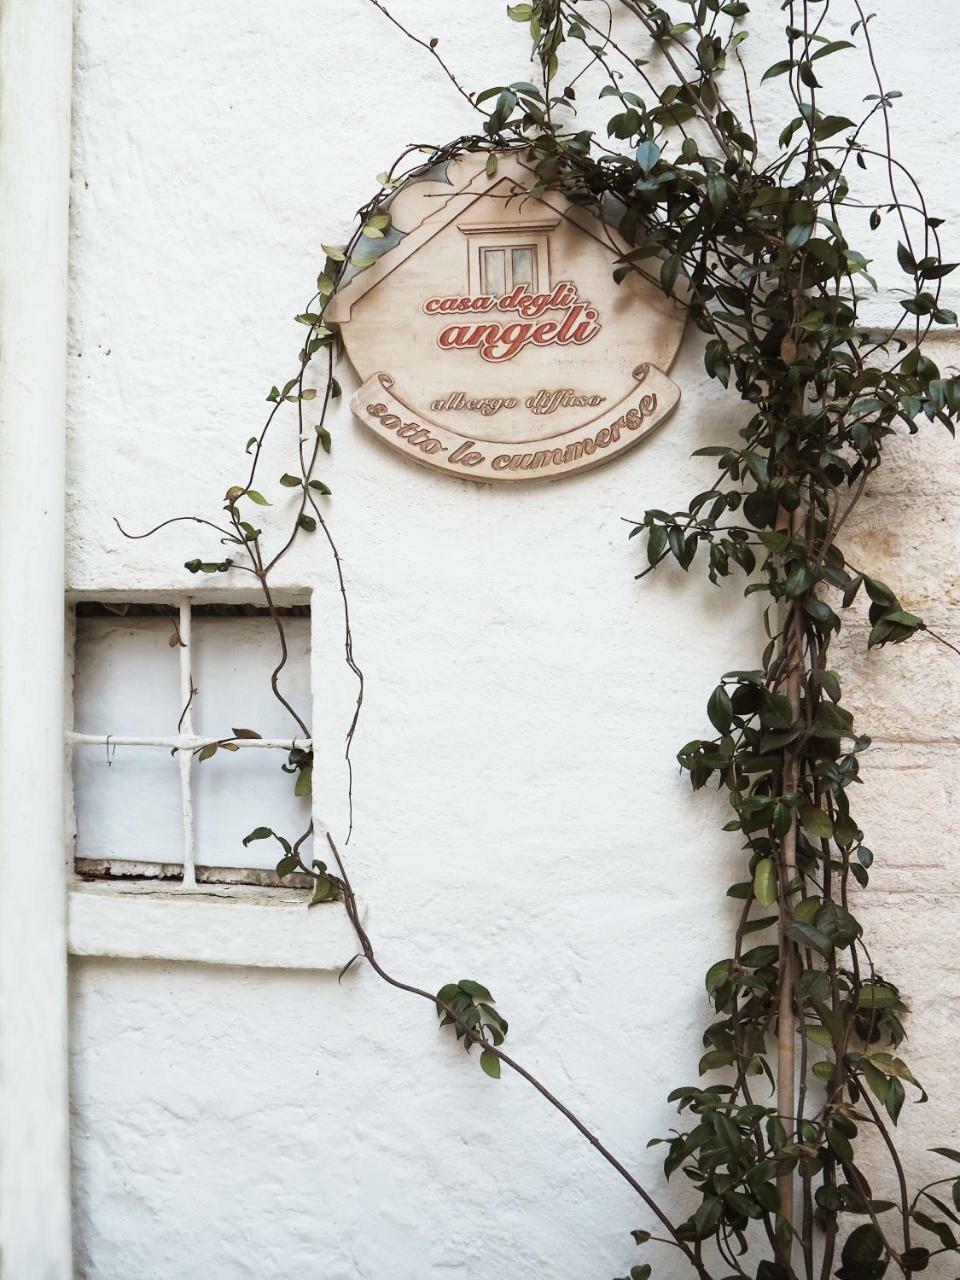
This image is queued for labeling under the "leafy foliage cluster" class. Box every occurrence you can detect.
[123,1,960,1277]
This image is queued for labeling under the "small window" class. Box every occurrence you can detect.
[479,242,539,295]
[458,219,558,296]
[67,597,314,888]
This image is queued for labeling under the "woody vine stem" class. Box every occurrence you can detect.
[119,2,960,1277]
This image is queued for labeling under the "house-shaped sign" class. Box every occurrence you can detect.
[326,151,685,483]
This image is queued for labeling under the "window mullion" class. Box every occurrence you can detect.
[178,596,196,888]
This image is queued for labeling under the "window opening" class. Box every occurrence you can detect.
[458,219,557,296]
[67,597,312,888]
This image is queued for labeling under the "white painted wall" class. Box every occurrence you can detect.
[64,2,960,1277]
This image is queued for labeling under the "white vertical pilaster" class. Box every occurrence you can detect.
[0,0,75,1275]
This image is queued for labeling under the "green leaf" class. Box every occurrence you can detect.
[197,743,218,762]
[842,1224,883,1265]
[308,873,337,906]
[635,139,661,175]
[699,1049,734,1074]
[760,690,795,730]
[865,576,901,604]
[798,61,821,89]
[647,524,667,565]
[762,59,796,82]
[858,983,899,1010]
[901,1248,930,1272]
[810,40,855,62]
[308,479,332,496]
[706,174,728,215]
[661,254,680,294]
[243,826,273,846]
[480,1048,501,1079]
[798,803,833,840]
[814,114,855,141]
[705,959,732,995]
[914,1209,956,1250]
[280,473,303,487]
[816,902,861,948]
[295,764,312,797]
[693,1196,723,1239]
[861,1060,890,1103]
[805,1025,834,1049]
[458,979,493,1000]
[794,896,820,925]
[276,854,300,878]
[897,241,918,274]
[316,425,333,453]
[231,728,262,739]
[784,562,813,597]
[436,983,461,1010]
[883,609,921,627]
[819,670,842,702]
[754,858,777,908]
[297,513,317,533]
[785,921,833,959]
[707,685,733,733]
[246,490,270,506]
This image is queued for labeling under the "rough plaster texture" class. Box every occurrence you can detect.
[66,2,960,1277]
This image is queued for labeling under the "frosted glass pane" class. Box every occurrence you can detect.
[480,247,506,295]
[191,614,311,869]
[73,614,183,862]
[511,246,535,289]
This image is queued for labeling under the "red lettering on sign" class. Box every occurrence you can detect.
[424,282,602,363]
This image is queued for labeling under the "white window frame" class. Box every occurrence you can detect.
[67,593,315,889]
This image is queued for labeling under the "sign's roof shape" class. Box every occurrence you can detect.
[326,150,684,358]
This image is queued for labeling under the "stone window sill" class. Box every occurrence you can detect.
[67,880,362,971]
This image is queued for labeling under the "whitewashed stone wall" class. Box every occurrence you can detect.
[66,2,960,1276]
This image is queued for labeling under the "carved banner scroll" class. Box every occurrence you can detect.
[353,366,680,482]
[326,151,687,485]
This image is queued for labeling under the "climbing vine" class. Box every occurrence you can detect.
[120,2,960,1277]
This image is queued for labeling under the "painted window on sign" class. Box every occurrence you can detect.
[479,243,539,294]
[67,599,313,888]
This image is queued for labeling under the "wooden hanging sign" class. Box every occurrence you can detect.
[326,151,685,483]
